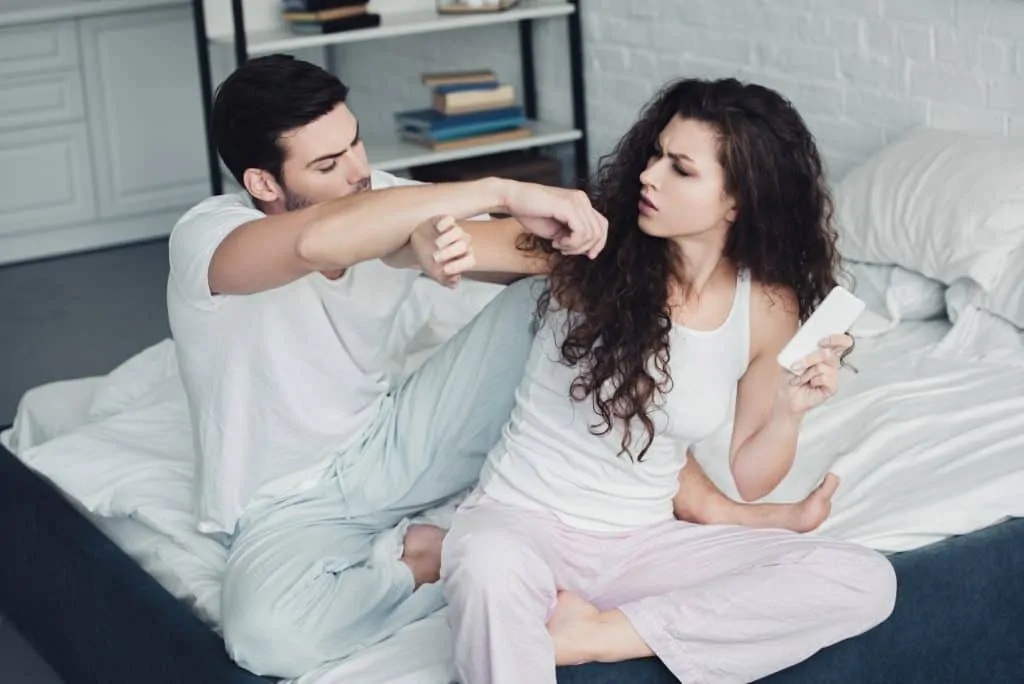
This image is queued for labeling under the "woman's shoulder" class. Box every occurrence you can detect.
[749,280,799,354]
[750,280,798,317]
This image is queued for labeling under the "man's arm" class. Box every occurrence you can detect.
[210,177,605,297]
[209,177,510,296]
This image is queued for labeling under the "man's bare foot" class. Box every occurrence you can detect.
[401,524,446,588]
[785,473,840,533]
[546,591,601,666]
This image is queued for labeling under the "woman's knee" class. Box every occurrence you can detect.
[817,543,898,632]
[853,548,898,629]
[444,525,545,597]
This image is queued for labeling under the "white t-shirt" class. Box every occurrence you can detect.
[168,170,422,536]
[479,271,752,532]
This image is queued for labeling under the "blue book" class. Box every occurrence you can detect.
[432,81,500,94]
[412,118,525,143]
[394,106,525,134]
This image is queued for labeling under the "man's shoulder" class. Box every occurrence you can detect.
[169,191,264,258]
[175,191,261,228]
[167,191,266,300]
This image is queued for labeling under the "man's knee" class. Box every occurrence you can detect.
[220,543,415,677]
[220,561,345,678]
[221,597,323,678]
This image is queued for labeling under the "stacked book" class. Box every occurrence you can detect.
[281,0,381,34]
[436,0,522,13]
[394,70,531,152]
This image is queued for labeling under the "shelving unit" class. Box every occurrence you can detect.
[190,0,589,195]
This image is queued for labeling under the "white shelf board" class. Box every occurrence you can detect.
[212,0,575,56]
[369,119,581,171]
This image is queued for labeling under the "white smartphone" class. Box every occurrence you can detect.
[777,285,866,372]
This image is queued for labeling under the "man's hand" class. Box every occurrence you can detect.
[503,182,608,259]
[408,215,475,288]
[401,524,445,588]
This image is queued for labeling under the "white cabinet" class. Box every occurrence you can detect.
[0,20,78,76]
[0,123,96,235]
[79,7,208,220]
[0,70,85,130]
[0,2,208,265]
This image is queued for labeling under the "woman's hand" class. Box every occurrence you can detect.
[383,215,475,288]
[780,333,854,415]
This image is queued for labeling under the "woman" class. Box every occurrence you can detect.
[440,78,896,684]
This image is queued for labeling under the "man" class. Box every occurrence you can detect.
[168,54,607,677]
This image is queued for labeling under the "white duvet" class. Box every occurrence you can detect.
[4,275,1024,684]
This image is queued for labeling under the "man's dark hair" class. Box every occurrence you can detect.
[212,54,349,186]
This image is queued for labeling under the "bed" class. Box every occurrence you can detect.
[4,289,1024,684]
[2,435,1022,684]
[4,127,1024,684]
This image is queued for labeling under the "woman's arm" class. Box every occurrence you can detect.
[728,286,803,502]
[381,216,553,285]
[727,285,849,502]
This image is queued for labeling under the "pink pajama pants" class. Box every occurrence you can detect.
[441,493,897,684]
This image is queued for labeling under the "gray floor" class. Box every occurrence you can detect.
[1,238,172,684]
[0,239,171,423]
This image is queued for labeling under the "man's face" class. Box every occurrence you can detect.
[275,102,371,210]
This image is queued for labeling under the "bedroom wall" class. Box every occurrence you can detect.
[580,0,1024,181]
[334,0,1024,183]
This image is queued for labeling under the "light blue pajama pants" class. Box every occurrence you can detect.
[219,276,544,678]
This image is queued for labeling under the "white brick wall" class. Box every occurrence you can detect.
[577,0,1024,181]
[331,0,1024,183]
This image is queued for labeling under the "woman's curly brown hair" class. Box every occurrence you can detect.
[522,77,842,461]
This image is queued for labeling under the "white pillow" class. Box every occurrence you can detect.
[841,260,946,336]
[946,243,1024,329]
[88,338,180,421]
[835,128,1024,290]
[2,377,100,455]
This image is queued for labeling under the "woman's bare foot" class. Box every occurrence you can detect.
[401,524,446,588]
[785,473,840,533]
[546,591,654,666]
[704,473,841,533]
[546,591,601,665]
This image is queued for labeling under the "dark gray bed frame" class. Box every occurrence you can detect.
[2,440,1022,684]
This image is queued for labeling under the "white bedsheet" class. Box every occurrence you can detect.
[5,292,1024,684]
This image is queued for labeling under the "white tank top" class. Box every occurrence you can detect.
[479,270,752,532]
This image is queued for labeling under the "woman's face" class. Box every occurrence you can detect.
[637,115,737,241]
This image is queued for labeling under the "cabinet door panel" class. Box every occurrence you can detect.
[0,70,85,131]
[0,21,78,77]
[0,123,96,236]
[80,6,208,219]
